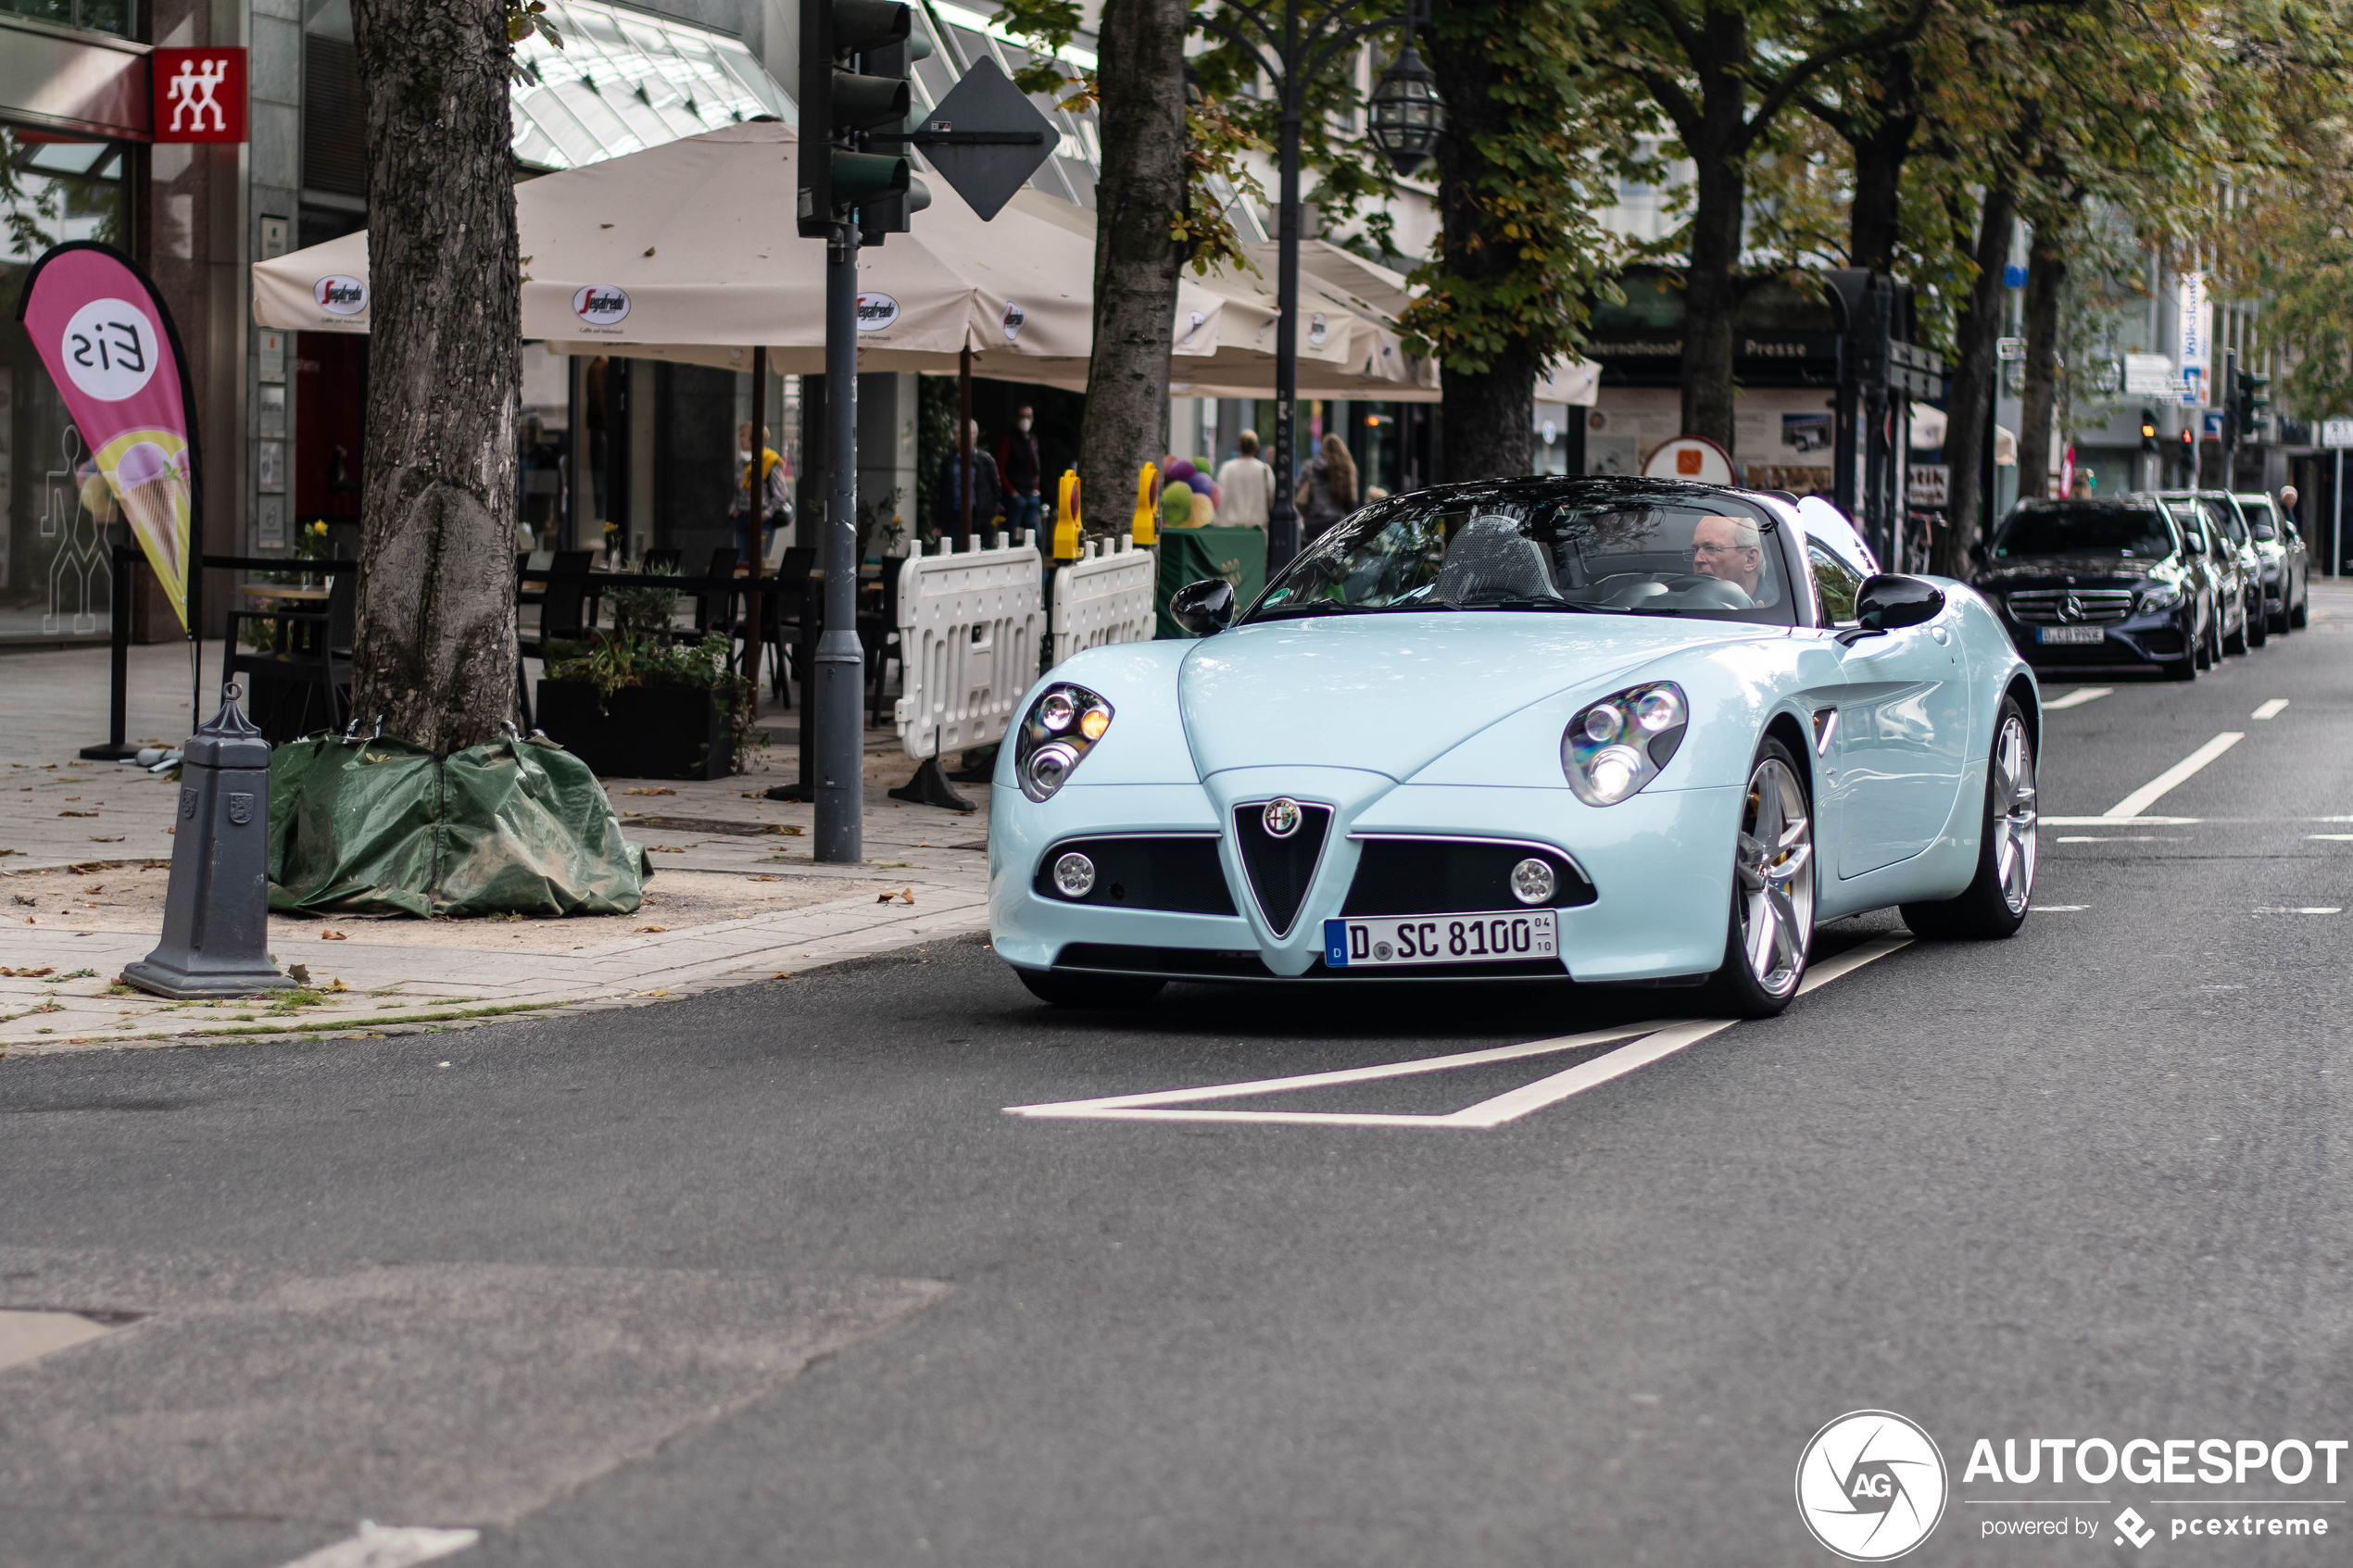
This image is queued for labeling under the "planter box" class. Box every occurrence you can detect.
[535,680,733,781]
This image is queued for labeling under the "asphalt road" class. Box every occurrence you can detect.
[5,592,2352,1568]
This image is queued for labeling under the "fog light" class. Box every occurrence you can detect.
[1509,857,1556,906]
[1052,851,1096,898]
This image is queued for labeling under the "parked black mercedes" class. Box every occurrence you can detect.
[1973,498,2208,680]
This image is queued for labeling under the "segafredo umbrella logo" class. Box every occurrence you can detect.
[1181,310,1205,346]
[1308,311,1328,347]
[1001,302,1026,342]
[573,285,630,327]
[1796,1411,1949,1561]
[856,293,901,332]
[313,275,367,316]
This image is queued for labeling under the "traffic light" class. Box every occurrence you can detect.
[2233,370,2271,436]
[2139,408,2159,454]
[858,26,934,244]
[798,0,922,238]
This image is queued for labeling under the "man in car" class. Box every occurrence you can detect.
[1692,513,1766,598]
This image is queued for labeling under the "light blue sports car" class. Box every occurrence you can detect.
[989,476,2040,1016]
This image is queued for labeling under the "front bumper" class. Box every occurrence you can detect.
[989,776,1743,984]
[1993,606,2188,671]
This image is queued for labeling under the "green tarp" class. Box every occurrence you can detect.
[1154,525,1268,639]
[268,733,649,918]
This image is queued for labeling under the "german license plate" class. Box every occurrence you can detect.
[1323,910,1558,969]
[2037,625,2105,645]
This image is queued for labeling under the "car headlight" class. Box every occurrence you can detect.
[1562,681,1687,806]
[2138,581,2183,610]
[1014,684,1114,802]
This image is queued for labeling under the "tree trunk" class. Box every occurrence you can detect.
[1426,14,1535,478]
[1679,136,1745,449]
[2016,225,2066,500]
[1078,0,1187,535]
[1936,181,2017,578]
[348,0,519,753]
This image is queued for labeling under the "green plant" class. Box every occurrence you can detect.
[605,564,684,641]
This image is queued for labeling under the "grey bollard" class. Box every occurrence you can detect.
[123,683,295,999]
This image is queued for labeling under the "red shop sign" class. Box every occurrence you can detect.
[151,48,247,144]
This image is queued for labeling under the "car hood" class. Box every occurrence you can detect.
[1177,611,1772,779]
[1976,557,2161,589]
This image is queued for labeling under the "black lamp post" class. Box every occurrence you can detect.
[1195,0,1443,572]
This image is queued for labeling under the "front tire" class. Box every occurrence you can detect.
[2225,596,2249,655]
[1702,739,1815,1019]
[1014,967,1166,1010]
[1902,697,2037,939]
[2247,590,2270,646]
[2292,580,2310,628]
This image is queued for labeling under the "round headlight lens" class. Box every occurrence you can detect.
[1052,850,1096,898]
[1078,707,1111,741]
[1631,687,1683,733]
[1038,692,1076,732]
[1580,706,1622,744]
[1509,857,1556,906]
[2139,582,2183,610]
[1585,744,1645,804]
[1026,741,1080,798]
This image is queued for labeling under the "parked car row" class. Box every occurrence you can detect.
[1971,490,2311,680]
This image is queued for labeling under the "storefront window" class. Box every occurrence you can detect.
[1,126,128,640]
[0,0,134,37]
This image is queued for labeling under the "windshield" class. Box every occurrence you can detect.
[2202,497,2248,544]
[1994,504,2175,560]
[1250,484,1799,626]
[2239,496,2280,541]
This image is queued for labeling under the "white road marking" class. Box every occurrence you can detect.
[2254,907,2342,916]
[2044,816,2198,826]
[2036,905,2090,911]
[2309,834,2353,843]
[2253,698,2291,720]
[1005,938,1910,1130]
[2043,686,2115,710]
[272,1525,479,1568]
[2104,732,2245,820]
[2057,835,2190,843]
[0,1308,117,1374]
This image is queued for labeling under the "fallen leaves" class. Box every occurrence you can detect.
[622,786,677,796]
[771,971,793,979]
[82,884,103,895]
[88,835,125,843]
[635,924,667,933]
[288,963,311,985]
[321,930,348,941]
[57,809,98,818]
[0,967,55,978]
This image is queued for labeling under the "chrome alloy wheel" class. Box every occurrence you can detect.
[1734,757,1815,997]
[1991,711,2038,914]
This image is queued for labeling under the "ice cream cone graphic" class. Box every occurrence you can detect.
[112,440,188,587]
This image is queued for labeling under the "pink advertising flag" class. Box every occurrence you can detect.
[14,242,204,630]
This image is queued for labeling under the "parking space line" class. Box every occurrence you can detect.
[2253,698,2291,720]
[2104,732,2245,820]
[1004,938,1910,1130]
[272,1526,480,1568]
[2044,686,2114,711]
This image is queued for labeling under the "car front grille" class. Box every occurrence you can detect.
[1232,801,1333,936]
[1340,838,1596,915]
[1033,835,1237,916]
[2006,588,2136,626]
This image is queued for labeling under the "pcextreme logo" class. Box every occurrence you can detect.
[1796,1411,1950,1561]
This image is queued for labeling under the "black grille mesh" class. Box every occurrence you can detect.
[1341,840,1595,916]
[1232,803,1333,936]
[1033,836,1236,916]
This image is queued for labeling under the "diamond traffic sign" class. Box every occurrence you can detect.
[895,56,1055,221]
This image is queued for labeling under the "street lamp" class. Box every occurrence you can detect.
[1194,0,1442,572]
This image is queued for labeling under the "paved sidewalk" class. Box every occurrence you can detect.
[0,642,997,1056]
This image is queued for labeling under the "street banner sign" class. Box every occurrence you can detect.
[2323,417,2353,449]
[2124,353,2177,396]
[902,57,1054,221]
[1996,336,2025,361]
[14,243,203,628]
[152,47,248,144]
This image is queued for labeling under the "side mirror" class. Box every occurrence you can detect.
[1170,578,1237,636]
[2186,532,2207,555]
[1840,574,1945,646]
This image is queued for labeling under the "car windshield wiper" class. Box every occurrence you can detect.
[1248,600,1411,622]
[1453,596,1617,614]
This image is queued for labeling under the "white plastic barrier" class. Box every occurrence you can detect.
[892,531,1045,761]
[1050,535,1158,666]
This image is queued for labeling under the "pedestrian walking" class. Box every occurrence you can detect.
[997,406,1044,536]
[730,421,792,566]
[1294,433,1358,543]
[1214,429,1274,532]
[936,420,1003,540]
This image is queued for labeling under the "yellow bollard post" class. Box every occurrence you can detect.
[1053,468,1081,560]
[1130,462,1159,547]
